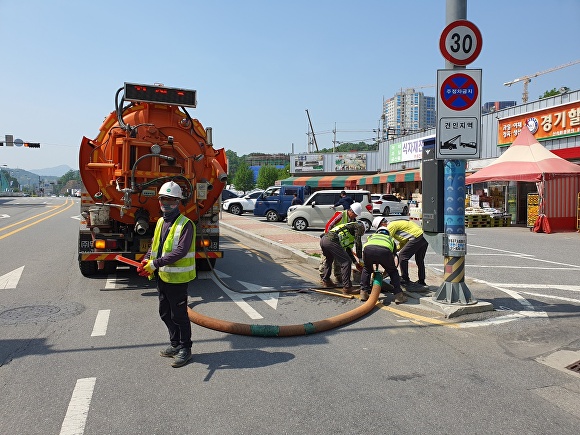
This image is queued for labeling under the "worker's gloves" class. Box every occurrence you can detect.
[137,259,156,277]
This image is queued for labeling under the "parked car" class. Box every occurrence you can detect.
[222,190,264,215]
[286,189,374,231]
[221,189,240,201]
[253,185,311,222]
[371,193,408,216]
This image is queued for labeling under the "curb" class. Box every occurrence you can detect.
[221,221,320,268]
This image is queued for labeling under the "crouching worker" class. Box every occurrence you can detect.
[320,220,365,295]
[359,217,407,304]
[137,181,196,368]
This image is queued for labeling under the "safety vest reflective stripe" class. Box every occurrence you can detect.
[329,222,355,248]
[150,214,196,283]
[364,232,395,252]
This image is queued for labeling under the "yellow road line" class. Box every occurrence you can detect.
[378,303,460,327]
[0,199,75,239]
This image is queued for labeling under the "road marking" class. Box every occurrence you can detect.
[486,283,580,292]
[0,199,75,240]
[59,377,96,435]
[0,266,24,289]
[91,310,110,336]
[210,274,263,319]
[105,274,116,289]
[517,291,580,304]
[238,280,279,309]
[468,244,580,269]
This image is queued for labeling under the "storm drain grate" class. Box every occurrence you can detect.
[565,360,580,373]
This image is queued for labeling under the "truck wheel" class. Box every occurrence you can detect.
[229,204,242,215]
[79,261,98,277]
[293,217,308,231]
[196,257,216,271]
[402,206,408,216]
[265,210,280,222]
[382,206,391,216]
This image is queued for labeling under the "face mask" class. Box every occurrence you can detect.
[160,203,178,213]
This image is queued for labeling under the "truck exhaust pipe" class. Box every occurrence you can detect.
[134,209,150,235]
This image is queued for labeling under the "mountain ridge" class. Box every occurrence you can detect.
[28,165,75,177]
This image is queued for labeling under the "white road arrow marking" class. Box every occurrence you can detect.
[210,274,263,319]
[0,214,10,219]
[238,280,279,309]
[0,266,24,289]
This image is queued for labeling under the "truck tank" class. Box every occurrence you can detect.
[78,83,227,276]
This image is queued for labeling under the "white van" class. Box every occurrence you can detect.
[286,189,374,231]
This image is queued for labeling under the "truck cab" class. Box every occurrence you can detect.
[253,185,311,222]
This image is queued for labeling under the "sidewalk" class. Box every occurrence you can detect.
[219,211,495,318]
[220,211,321,268]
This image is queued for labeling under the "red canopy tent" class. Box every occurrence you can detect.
[465,126,580,232]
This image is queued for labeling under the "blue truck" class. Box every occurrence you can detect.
[253,185,311,222]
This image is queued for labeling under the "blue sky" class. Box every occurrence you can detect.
[1,0,579,172]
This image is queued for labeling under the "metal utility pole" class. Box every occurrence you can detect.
[431,0,476,305]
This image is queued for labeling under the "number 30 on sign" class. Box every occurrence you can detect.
[439,19,482,66]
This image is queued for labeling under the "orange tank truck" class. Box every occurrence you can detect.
[78,82,227,276]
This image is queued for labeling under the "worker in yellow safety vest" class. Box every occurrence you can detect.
[359,217,407,304]
[386,218,429,289]
[138,181,196,368]
[320,220,365,295]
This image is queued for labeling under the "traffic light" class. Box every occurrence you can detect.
[24,142,41,148]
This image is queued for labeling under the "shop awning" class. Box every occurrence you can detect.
[282,169,421,188]
[378,168,421,183]
[280,175,358,188]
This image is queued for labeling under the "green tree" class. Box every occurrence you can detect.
[232,161,255,193]
[539,88,560,99]
[256,165,281,189]
[225,150,241,182]
[278,163,290,181]
[54,170,81,195]
[319,141,377,153]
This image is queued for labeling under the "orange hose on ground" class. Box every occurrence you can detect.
[188,272,384,337]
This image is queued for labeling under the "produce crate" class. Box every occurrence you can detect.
[465,214,490,228]
[490,216,512,227]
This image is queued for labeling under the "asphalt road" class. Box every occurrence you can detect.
[1,197,579,435]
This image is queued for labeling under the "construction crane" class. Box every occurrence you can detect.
[402,84,435,93]
[503,60,580,103]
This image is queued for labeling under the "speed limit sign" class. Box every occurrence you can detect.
[439,19,482,66]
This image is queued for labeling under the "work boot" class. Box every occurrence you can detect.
[171,348,192,368]
[321,279,335,288]
[394,292,408,304]
[359,290,370,301]
[160,345,180,358]
[414,280,429,291]
[400,278,411,286]
[342,286,357,295]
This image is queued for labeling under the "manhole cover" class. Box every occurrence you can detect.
[565,360,580,373]
[0,302,84,325]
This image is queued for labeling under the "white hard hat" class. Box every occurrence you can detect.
[159,181,183,199]
[349,202,362,216]
[371,216,388,230]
